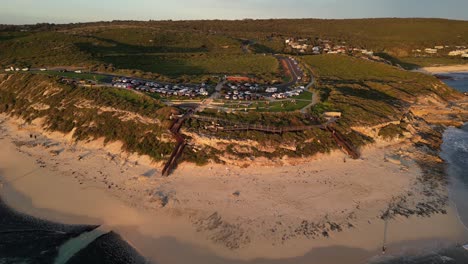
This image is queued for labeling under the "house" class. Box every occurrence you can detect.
[74,70,82,74]
[434,45,444,49]
[227,76,251,82]
[362,50,374,56]
[448,49,468,56]
[4,68,11,72]
[424,48,438,54]
[312,46,321,53]
[22,68,29,71]
[324,112,342,119]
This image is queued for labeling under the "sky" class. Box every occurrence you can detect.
[0,0,467,24]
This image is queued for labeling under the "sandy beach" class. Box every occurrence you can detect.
[418,64,468,74]
[1,113,467,263]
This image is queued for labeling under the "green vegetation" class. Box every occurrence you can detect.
[103,53,279,78]
[378,123,408,140]
[0,32,96,67]
[220,91,313,112]
[2,18,468,81]
[186,110,341,162]
[304,54,458,126]
[396,57,468,68]
[0,28,279,82]
[34,71,112,82]
[0,73,176,162]
[1,18,466,165]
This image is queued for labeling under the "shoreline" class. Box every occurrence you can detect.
[416,64,468,74]
[1,113,468,263]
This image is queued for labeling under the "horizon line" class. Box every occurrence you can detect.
[1,16,467,26]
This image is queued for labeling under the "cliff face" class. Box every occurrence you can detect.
[0,73,176,163]
[0,71,466,168]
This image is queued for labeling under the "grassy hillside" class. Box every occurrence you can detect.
[103,53,279,78]
[1,18,467,80]
[302,54,458,126]
[0,26,280,81]
[0,54,461,165]
[0,32,96,67]
[0,73,181,162]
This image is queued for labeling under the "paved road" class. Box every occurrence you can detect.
[211,80,227,100]
[275,55,303,88]
[28,61,320,113]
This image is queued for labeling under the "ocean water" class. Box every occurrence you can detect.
[438,72,468,92]
[440,73,468,234]
[0,73,467,264]
[378,73,468,264]
[378,126,468,264]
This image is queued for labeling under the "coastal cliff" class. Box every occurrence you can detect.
[0,60,467,252]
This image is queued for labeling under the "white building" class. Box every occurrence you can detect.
[425,48,438,54]
[448,49,468,56]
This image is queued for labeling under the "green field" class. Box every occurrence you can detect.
[2,18,468,82]
[103,53,279,78]
[220,91,313,112]
[253,100,311,112]
[0,29,280,81]
[33,71,112,82]
[397,57,468,68]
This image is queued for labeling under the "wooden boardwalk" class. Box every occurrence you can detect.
[326,126,360,159]
[162,113,360,176]
[192,115,360,159]
[161,109,194,176]
[192,115,324,133]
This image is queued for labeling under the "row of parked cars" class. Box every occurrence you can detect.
[272,86,306,99]
[112,78,209,97]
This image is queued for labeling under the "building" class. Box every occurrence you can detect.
[425,48,438,54]
[324,112,342,119]
[362,50,374,56]
[227,76,252,82]
[448,49,468,56]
